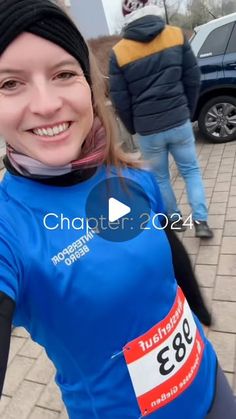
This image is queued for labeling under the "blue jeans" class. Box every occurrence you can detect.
[137,120,208,221]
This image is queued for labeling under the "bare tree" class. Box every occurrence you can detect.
[156,0,181,23]
[207,0,236,16]
[187,0,236,29]
[186,0,209,28]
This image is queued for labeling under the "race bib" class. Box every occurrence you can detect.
[123,287,204,416]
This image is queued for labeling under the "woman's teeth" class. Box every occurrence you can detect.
[32,122,70,137]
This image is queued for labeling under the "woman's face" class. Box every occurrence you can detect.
[0,33,93,166]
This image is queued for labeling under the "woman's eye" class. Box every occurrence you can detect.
[0,80,21,90]
[55,72,76,80]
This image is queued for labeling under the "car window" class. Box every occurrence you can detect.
[198,22,234,58]
[226,23,236,53]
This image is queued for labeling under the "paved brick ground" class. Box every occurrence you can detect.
[0,130,236,418]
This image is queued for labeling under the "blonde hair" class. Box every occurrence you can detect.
[89,50,141,169]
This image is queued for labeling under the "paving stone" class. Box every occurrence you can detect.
[211,301,236,333]
[208,155,223,161]
[195,265,217,287]
[199,162,208,170]
[224,221,236,236]
[19,339,43,359]
[0,169,5,181]
[180,194,188,204]
[206,196,211,207]
[11,328,29,339]
[8,337,26,365]
[196,246,220,265]
[221,155,234,167]
[230,185,236,195]
[3,356,34,397]
[58,408,69,419]
[189,254,197,266]
[206,163,220,171]
[226,208,236,221]
[212,145,224,152]
[221,237,236,254]
[183,224,196,237]
[218,254,236,275]
[179,204,191,216]
[174,189,183,200]
[173,180,184,189]
[182,237,200,254]
[221,157,235,165]
[2,380,44,419]
[214,182,231,192]
[214,276,236,301]
[228,196,236,207]
[204,179,217,188]
[211,191,229,203]
[204,187,214,198]
[208,331,236,372]
[0,395,11,416]
[203,170,218,179]
[231,176,236,186]
[209,202,227,215]
[218,165,233,174]
[37,377,63,412]
[26,351,55,385]
[200,229,223,246]
[200,147,213,155]
[217,173,232,182]
[199,287,213,310]
[208,215,225,229]
[28,407,59,419]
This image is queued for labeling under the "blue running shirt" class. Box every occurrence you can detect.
[0,166,216,418]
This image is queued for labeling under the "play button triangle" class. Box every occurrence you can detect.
[108,197,131,222]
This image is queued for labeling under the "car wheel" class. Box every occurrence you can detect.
[198,96,236,143]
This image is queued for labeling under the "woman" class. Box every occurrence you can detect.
[0,1,235,418]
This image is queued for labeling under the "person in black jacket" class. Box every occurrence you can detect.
[109,0,213,239]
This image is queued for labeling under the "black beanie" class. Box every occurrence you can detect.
[0,0,91,84]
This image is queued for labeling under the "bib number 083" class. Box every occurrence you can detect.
[157,319,193,376]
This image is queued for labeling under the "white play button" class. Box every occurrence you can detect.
[108,197,131,222]
[86,177,151,242]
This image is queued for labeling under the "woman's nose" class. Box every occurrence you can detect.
[29,83,63,116]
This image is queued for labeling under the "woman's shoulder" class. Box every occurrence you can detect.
[110,165,155,185]
[116,165,165,214]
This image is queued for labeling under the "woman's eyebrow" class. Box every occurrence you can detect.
[51,59,79,69]
[0,59,80,75]
[0,68,26,75]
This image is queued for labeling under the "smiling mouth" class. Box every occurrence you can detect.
[29,122,72,138]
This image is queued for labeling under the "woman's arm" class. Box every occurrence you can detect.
[0,291,15,397]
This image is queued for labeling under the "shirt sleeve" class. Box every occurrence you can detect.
[0,292,14,397]
[0,220,20,303]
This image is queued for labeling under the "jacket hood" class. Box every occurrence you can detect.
[122,5,165,42]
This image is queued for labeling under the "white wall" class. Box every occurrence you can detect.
[70,0,110,39]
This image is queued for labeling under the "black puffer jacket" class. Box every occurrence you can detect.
[109,13,200,135]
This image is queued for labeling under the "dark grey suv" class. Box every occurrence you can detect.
[190,13,236,143]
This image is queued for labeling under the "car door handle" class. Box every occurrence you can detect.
[228,63,236,67]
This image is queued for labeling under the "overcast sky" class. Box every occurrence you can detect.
[101,0,123,33]
[101,0,186,34]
